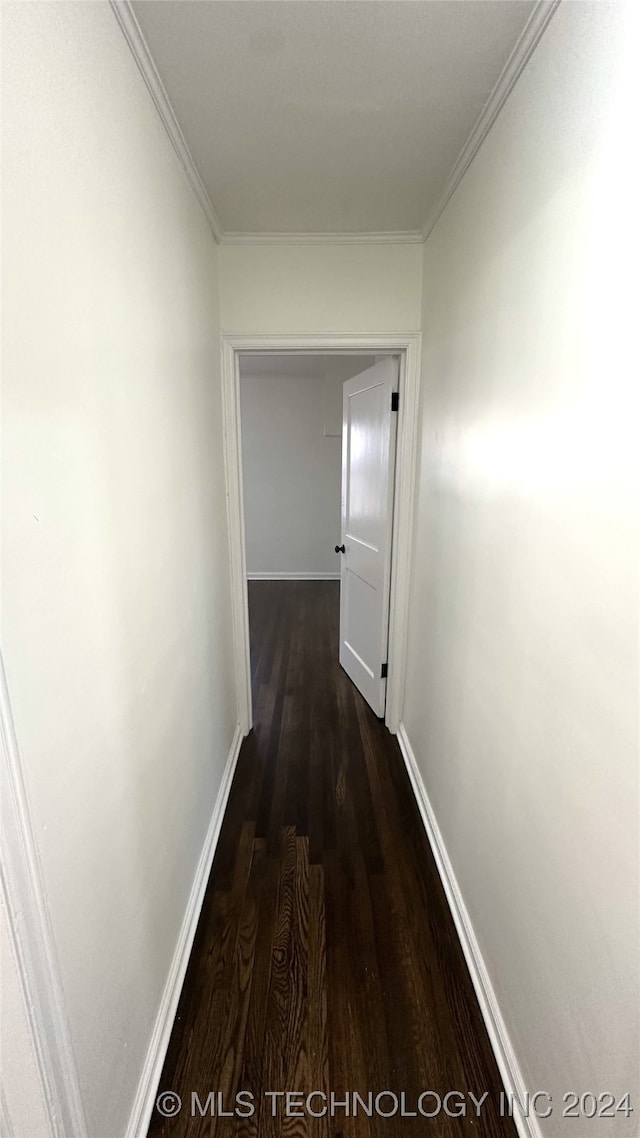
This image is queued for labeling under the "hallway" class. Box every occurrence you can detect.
[3,4,638,1133]
[149,582,515,1138]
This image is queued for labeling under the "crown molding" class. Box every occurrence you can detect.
[218,230,424,246]
[421,0,561,242]
[109,0,224,242]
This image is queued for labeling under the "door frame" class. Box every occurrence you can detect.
[220,332,422,735]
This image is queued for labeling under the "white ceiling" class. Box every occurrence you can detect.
[131,0,538,238]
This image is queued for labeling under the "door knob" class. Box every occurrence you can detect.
[335,544,345,554]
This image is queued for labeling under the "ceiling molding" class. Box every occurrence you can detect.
[421,0,561,241]
[218,231,424,246]
[109,0,224,242]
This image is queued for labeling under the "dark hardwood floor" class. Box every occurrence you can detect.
[148,581,515,1137]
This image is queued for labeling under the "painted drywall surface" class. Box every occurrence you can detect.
[240,359,373,576]
[403,1,639,1132]
[219,242,422,333]
[241,372,341,576]
[2,4,235,1136]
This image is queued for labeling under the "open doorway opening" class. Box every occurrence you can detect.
[220,333,422,738]
[239,352,400,720]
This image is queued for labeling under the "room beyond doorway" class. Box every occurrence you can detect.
[239,351,399,719]
[238,353,375,584]
[220,333,422,738]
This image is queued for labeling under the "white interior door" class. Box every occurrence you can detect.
[337,357,398,716]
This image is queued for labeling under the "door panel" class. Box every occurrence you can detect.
[339,357,398,715]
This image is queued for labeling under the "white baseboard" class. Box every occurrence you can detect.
[247,571,340,581]
[396,723,541,1138]
[126,723,243,1138]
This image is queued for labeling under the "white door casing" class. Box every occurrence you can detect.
[338,357,398,715]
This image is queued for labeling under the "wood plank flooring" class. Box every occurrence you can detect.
[148,581,516,1138]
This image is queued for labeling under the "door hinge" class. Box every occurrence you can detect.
[381,662,388,678]
[391,392,399,412]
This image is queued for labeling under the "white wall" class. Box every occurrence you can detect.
[1,4,235,1136]
[219,242,422,333]
[240,358,373,577]
[403,2,639,1132]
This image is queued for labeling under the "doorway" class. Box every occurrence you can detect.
[239,352,401,718]
[220,333,422,737]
